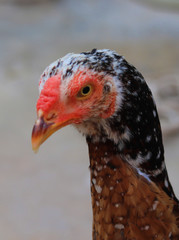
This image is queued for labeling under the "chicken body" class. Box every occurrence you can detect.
[32,49,179,239]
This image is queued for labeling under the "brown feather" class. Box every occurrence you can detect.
[88,140,179,240]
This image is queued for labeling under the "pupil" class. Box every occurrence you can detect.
[82,86,90,95]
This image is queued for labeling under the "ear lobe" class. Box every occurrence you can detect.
[100,100,116,119]
[100,93,116,118]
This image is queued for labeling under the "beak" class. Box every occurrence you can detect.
[31,115,70,153]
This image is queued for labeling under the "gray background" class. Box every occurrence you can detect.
[0,0,179,239]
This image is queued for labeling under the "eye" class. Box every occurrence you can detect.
[77,85,93,99]
[82,85,91,95]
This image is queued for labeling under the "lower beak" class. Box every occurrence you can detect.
[31,117,67,153]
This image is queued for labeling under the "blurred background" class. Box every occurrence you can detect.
[0,0,179,239]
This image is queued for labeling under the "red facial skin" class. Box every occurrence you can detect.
[32,70,117,151]
[37,75,61,118]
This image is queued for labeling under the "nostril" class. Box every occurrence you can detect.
[46,112,57,121]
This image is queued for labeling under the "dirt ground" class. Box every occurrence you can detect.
[0,0,179,239]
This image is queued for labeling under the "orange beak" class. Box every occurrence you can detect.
[31,115,72,153]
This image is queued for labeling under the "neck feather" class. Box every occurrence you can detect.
[84,99,177,201]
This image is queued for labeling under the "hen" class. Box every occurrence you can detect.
[32,49,179,240]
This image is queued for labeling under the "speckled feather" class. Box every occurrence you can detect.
[38,49,179,239]
[88,139,178,240]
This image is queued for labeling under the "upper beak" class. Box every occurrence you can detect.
[31,115,69,153]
